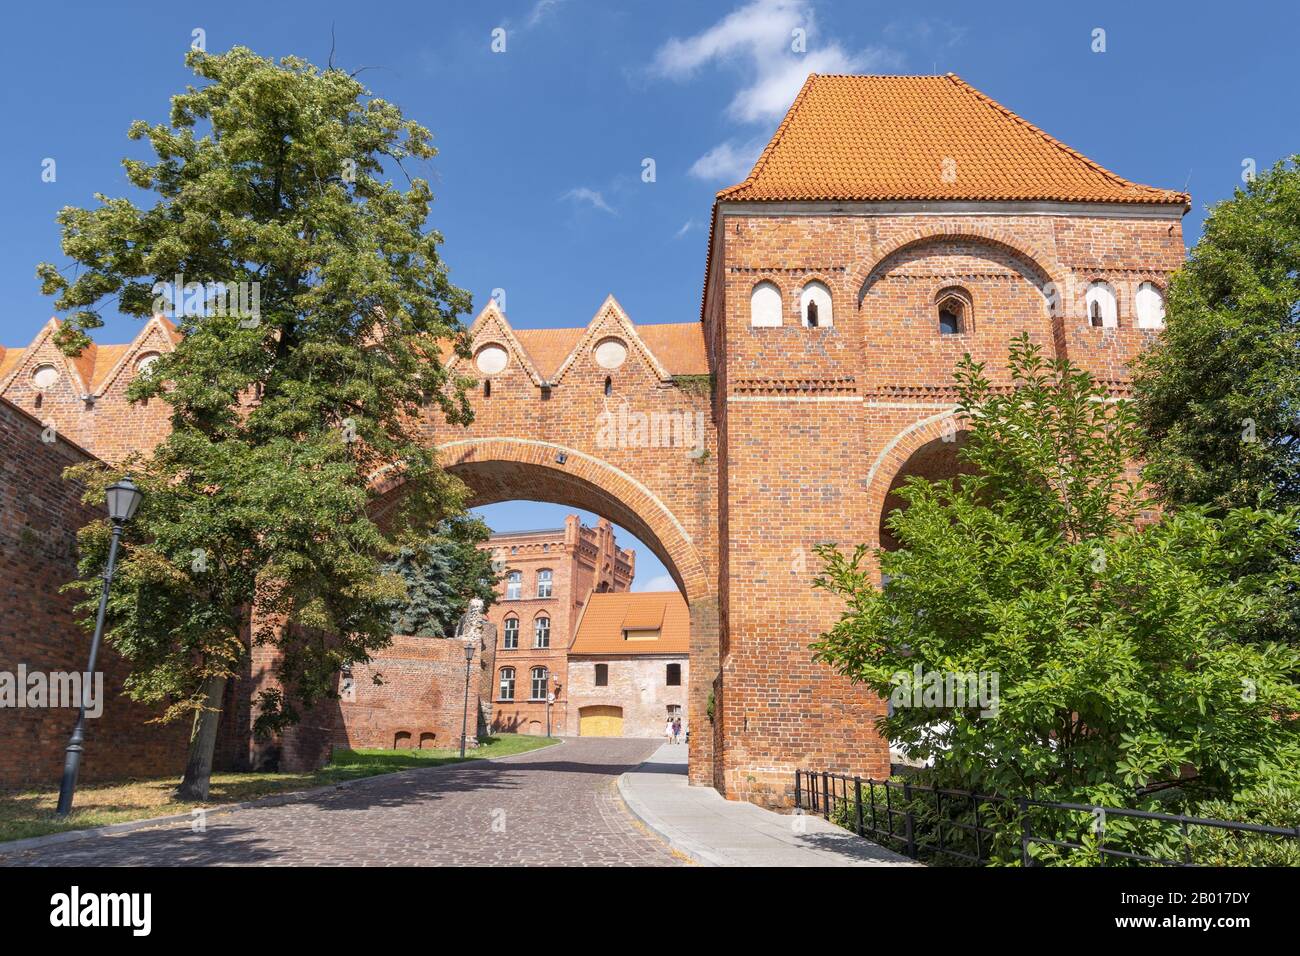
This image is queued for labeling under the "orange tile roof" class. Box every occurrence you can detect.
[637,323,708,376]
[569,591,688,656]
[514,327,585,380]
[720,74,1188,206]
[0,347,23,383]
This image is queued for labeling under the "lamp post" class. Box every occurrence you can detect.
[546,673,559,738]
[56,476,142,816]
[459,598,483,759]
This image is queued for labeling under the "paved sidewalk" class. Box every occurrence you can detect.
[618,744,918,867]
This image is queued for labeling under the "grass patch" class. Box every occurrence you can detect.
[0,733,557,845]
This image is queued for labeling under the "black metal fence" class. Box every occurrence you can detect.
[795,769,1300,867]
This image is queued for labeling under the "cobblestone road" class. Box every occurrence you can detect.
[1,738,685,867]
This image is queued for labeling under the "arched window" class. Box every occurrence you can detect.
[1085,281,1118,328]
[935,287,972,335]
[503,617,519,649]
[534,615,550,648]
[800,280,833,328]
[530,666,549,700]
[498,667,516,701]
[505,570,521,601]
[666,663,682,686]
[595,663,609,687]
[750,280,783,328]
[1135,281,1166,329]
[536,569,553,598]
[483,379,491,398]
[604,375,612,397]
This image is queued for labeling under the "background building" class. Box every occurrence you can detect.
[566,591,689,738]
[483,515,634,736]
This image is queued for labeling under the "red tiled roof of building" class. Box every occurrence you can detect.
[720,74,1188,205]
[569,591,688,655]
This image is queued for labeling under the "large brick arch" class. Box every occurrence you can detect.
[377,436,710,607]
[850,225,1066,303]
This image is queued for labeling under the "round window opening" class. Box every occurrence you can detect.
[135,352,161,373]
[31,364,60,390]
[593,337,628,371]
[475,344,509,376]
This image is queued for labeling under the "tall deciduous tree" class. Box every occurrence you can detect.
[50,47,477,799]
[813,336,1300,808]
[1133,157,1300,512]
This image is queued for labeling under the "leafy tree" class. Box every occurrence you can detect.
[1133,157,1300,512]
[813,336,1300,812]
[52,47,477,799]
[383,516,500,637]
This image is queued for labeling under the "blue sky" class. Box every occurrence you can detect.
[2,0,1296,592]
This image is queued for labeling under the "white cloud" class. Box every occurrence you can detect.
[687,138,765,183]
[674,219,701,239]
[653,0,903,180]
[561,187,616,214]
[634,573,679,593]
[526,0,566,28]
[652,0,902,123]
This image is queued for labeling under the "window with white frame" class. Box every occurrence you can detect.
[503,617,519,649]
[498,667,515,701]
[750,280,783,328]
[536,569,553,598]
[531,666,549,700]
[505,570,521,601]
[534,616,550,648]
[800,280,833,328]
[1135,282,1166,329]
[1085,281,1118,328]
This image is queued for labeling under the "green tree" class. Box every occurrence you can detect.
[51,47,477,799]
[813,336,1300,810]
[383,515,500,637]
[1133,157,1300,512]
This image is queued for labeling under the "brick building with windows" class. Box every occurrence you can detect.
[483,515,634,736]
[566,591,689,739]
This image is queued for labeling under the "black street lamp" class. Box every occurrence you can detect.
[56,476,142,816]
[460,639,475,758]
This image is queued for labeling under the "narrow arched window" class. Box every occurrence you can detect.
[499,667,516,701]
[1085,281,1118,328]
[503,617,519,649]
[935,287,972,335]
[536,569,552,598]
[534,615,550,648]
[750,280,782,327]
[1135,281,1166,329]
[800,280,833,328]
[483,379,491,398]
[505,570,521,601]
[604,376,612,396]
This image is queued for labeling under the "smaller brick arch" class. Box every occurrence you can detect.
[850,225,1065,305]
[863,412,974,549]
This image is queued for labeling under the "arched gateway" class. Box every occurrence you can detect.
[0,73,1189,806]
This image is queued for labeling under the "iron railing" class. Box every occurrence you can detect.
[794,769,1300,867]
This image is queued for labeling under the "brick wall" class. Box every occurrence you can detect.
[707,208,1184,805]
[566,655,688,737]
[0,397,187,788]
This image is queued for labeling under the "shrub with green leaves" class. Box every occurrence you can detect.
[813,336,1300,831]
